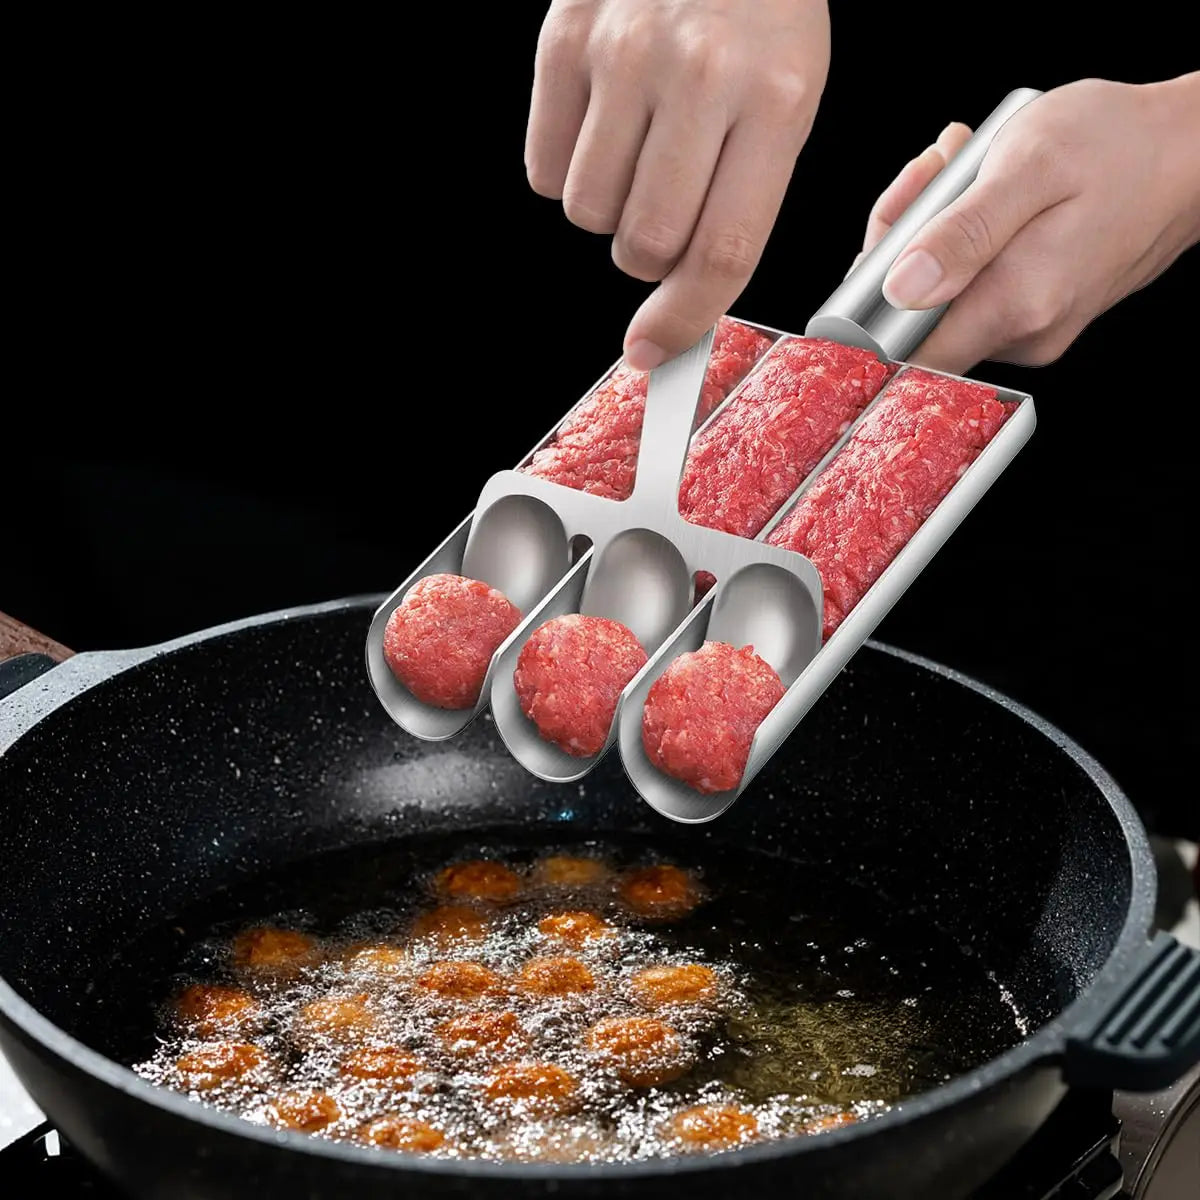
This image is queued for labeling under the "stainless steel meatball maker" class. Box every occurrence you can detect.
[367,91,1040,822]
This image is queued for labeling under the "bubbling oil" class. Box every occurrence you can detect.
[121,835,1028,1162]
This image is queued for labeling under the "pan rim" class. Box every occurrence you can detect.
[0,595,1156,1179]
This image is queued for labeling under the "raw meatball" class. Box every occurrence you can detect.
[382,574,522,710]
[435,860,522,903]
[641,642,785,794]
[667,1104,758,1150]
[175,1042,269,1091]
[415,961,503,1003]
[483,1062,581,1116]
[265,1089,343,1132]
[175,984,264,1039]
[514,615,647,756]
[629,964,718,1008]
[340,1046,423,1083]
[537,911,613,946]
[531,855,610,888]
[516,955,596,997]
[410,904,490,944]
[231,926,319,980]
[436,1010,527,1059]
[585,1016,689,1087]
[619,865,702,920]
[359,1115,446,1152]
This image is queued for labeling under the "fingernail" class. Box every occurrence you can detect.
[883,249,944,310]
[624,339,668,372]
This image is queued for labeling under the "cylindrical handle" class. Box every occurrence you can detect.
[806,87,1043,362]
[0,610,73,664]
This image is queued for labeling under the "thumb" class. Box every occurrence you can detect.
[881,160,1055,312]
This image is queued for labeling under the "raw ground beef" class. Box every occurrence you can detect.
[383,574,522,710]
[514,615,647,756]
[768,368,1017,639]
[523,317,773,501]
[641,641,785,794]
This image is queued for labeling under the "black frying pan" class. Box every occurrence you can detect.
[0,598,1197,1199]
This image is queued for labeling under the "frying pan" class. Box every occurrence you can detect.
[0,599,1197,1200]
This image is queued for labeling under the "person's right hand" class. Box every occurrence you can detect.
[525,0,830,371]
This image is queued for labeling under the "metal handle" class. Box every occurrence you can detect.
[806,87,1043,362]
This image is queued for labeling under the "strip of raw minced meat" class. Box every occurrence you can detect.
[767,368,1017,639]
[523,317,773,501]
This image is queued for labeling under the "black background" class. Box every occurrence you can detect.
[6,10,1196,835]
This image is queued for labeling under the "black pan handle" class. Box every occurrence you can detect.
[0,610,73,702]
[1065,931,1200,1091]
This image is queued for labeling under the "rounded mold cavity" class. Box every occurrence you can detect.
[707,561,821,687]
[463,494,571,614]
[582,529,692,655]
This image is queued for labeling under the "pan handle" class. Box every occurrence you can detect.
[0,610,73,701]
[806,87,1043,362]
[1064,931,1200,1092]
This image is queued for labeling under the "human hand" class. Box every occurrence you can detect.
[861,75,1200,376]
[526,0,831,370]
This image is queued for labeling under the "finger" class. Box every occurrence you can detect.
[524,19,590,199]
[560,82,652,234]
[623,115,803,370]
[881,144,1068,312]
[611,92,730,283]
[863,123,973,253]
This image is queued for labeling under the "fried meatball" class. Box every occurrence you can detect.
[340,1046,423,1083]
[410,904,490,944]
[802,1111,857,1135]
[231,926,319,979]
[641,641,785,794]
[265,1089,343,1132]
[175,984,263,1039]
[483,1062,580,1116]
[516,955,596,997]
[619,865,702,920]
[293,993,378,1044]
[415,961,502,1003]
[514,615,647,756]
[342,943,412,979]
[435,860,522,903]
[382,574,522,709]
[629,964,718,1008]
[531,856,610,888]
[175,1042,269,1091]
[537,911,613,946]
[667,1104,758,1150]
[585,1016,689,1087]
[359,1115,446,1152]
[435,1010,526,1059]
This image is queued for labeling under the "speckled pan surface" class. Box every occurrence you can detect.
[0,597,1177,1199]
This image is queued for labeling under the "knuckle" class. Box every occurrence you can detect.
[942,204,995,266]
[698,229,759,282]
[562,189,617,234]
[615,220,685,281]
[756,69,813,121]
[1011,286,1068,341]
[538,9,585,58]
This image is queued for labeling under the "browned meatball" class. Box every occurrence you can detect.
[531,856,609,888]
[435,1010,527,1059]
[265,1089,343,1132]
[342,943,412,979]
[359,1115,446,1152]
[175,984,263,1040]
[537,911,613,946]
[629,964,718,1008]
[174,1042,268,1090]
[585,1016,689,1087]
[339,1046,423,1083]
[619,866,701,920]
[435,860,522,903]
[483,1062,580,1116]
[410,904,490,944]
[293,993,378,1045]
[415,961,503,1003]
[801,1111,857,1135]
[516,955,596,997]
[232,926,320,979]
[666,1104,758,1150]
